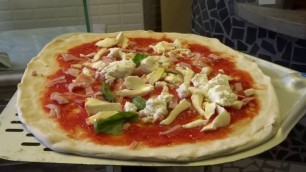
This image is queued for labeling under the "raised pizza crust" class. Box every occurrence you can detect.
[16,30,280,162]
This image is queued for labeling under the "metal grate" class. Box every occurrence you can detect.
[0,93,120,171]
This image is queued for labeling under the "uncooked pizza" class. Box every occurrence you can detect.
[16,31,280,162]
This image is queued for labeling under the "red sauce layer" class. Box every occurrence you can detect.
[42,37,259,147]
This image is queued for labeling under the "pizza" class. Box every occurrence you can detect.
[16,30,280,162]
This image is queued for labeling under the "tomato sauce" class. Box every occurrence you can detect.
[41,36,259,147]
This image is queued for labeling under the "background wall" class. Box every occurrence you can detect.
[192,0,306,72]
[0,0,144,32]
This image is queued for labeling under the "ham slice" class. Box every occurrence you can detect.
[45,104,60,117]
[50,92,69,104]
[47,76,67,87]
[85,86,94,96]
[65,68,81,77]
[61,53,83,62]
[128,140,139,149]
[68,73,95,92]
[159,124,182,135]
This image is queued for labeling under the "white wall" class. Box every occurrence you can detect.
[0,0,144,32]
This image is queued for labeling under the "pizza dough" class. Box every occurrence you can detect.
[16,30,280,162]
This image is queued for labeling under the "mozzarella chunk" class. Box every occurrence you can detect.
[157,56,173,68]
[150,41,176,54]
[82,67,93,77]
[207,85,237,106]
[107,48,120,58]
[140,56,160,72]
[165,73,183,85]
[160,99,191,125]
[120,52,135,60]
[191,73,208,89]
[155,81,167,88]
[124,102,137,112]
[116,76,154,97]
[124,76,146,90]
[101,60,136,83]
[244,88,255,96]
[93,48,108,62]
[158,85,173,103]
[231,100,244,110]
[200,66,212,75]
[116,85,154,97]
[86,111,118,125]
[201,106,231,131]
[85,98,122,115]
[205,74,231,91]
[175,66,195,83]
[95,38,118,48]
[182,119,208,129]
[146,67,165,84]
[90,61,106,71]
[176,83,190,99]
[139,98,168,122]
[203,102,216,120]
[191,93,206,116]
[116,32,129,48]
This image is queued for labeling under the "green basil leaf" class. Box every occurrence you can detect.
[94,111,139,135]
[101,82,116,102]
[132,53,149,66]
[132,96,146,111]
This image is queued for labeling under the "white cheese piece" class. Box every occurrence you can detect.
[176,83,190,99]
[146,67,165,84]
[101,59,136,83]
[124,102,137,112]
[200,66,212,75]
[120,52,135,60]
[231,100,244,110]
[243,88,255,96]
[175,66,195,83]
[116,85,154,97]
[191,73,208,89]
[188,87,205,95]
[93,48,108,62]
[85,98,122,115]
[116,32,129,48]
[150,41,176,54]
[107,48,120,58]
[86,111,118,125]
[205,74,232,91]
[155,81,167,88]
[90,61,106,71]
[82,67,92,77]
[203,102,216,120]
[207,85,237,106]
[157,56,173,68]
[124,76,146,90]
[139,56,160,72]
[115,76,154,97]
[158,85,173,103]
[165,73,183,86]
[95,38,118,48]
[139,98,168,122]
[173,39,183,48]
[191,93,206,116]
[201,106,231,131]
[182,119,208,129]
[160,99,191,125]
